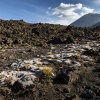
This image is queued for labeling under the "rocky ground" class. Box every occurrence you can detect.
[0,40,100,100]
[0,20,100,100]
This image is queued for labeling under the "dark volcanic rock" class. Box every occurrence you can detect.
[0,19,100,47]
[47,36,75,44]
[97,57,100,63]
[83,49,100,56]
[54,66,79,84]
[82,89,96,99]
[12,81,23,92]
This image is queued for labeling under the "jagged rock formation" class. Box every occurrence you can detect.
[0,19,100,48]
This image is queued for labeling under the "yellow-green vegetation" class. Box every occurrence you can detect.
[26,64,31,69]
[74,53,80,59]
[47,52,53,55]
[41,66,54,78]
[40,66,54,86]
[72,95,81,100]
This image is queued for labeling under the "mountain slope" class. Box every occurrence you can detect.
[91,21,100,27]
[70,13,100,27]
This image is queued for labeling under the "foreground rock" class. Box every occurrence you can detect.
[0,41,99,100]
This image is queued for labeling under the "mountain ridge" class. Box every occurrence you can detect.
[91,21,100,27]
[70,13,100,27]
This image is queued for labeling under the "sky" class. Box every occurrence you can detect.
[0,0,100,25]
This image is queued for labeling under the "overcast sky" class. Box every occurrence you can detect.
[0,0,100,25]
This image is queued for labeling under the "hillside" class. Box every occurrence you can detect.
[70,13,100,27]
[91,21,100,27]
[0,19,100,48]
[0,19,67,47]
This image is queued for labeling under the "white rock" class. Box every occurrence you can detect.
[47,55,55,58]
[0,71,37,86]
[55,54,61,58]
[81,55,93,61]
[33,58,43,65]
[63,53,74,58]
[73,61,81,67]
[24,60,33,64]
[56,59,62,63]
[63,59,71,65]
[82,45,92,50]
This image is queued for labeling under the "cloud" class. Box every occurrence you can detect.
[50,3,82,20]
[21,10,37,16]
[47,3,94,25]
[81,7,94,16]
[47,19,71,25]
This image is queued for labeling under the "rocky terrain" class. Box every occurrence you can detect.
[0,19,100,100]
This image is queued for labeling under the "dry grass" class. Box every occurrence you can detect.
[74,53,80,59]
[4,77,12,85]
[41,66,54,77]
[72,95,81,100]
[26,64,31,69]
[47,52,53,55]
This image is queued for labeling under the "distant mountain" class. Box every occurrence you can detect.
[91,21,100,27]
[70,13,100,27]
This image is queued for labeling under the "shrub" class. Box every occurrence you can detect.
[4,77,12,85]
[40,66,55,86]
[41,66,54,78]
[74,53,80,59]
[47,52,53,55]
[72,95,81,100]
[26,64,31,69]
